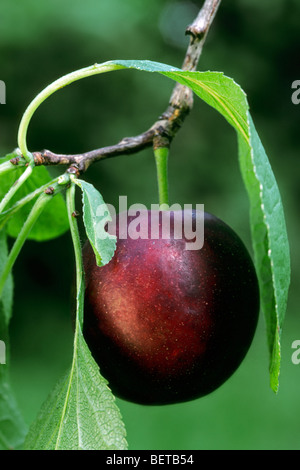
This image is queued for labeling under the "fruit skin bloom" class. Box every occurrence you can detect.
[83,210,260,405]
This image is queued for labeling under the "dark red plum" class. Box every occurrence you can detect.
[83,209,259,405]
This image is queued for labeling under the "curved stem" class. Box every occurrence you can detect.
[0,175,68,230]
[0,160,22,176]
[0,192,52,298]
[17,62,125,161]
[0,162,34,214]
[15,0,222,172]
[154,147,169,206]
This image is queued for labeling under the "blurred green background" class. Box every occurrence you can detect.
[1,0,299,450]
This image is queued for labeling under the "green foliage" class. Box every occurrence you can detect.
[74,179,117,267]
[23,184,126,450]
[0,230,13,325]
[0,47,291,450]
[0,231,27,450]
[0,157,69,242]
[239,116,290,391]
[24,315,127,450]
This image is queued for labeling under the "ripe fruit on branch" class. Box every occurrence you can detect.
[83,209,259,405]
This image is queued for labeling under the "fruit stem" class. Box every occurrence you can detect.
[154,147,169,207]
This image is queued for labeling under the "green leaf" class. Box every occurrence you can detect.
[24,274,127,450]
[0,304,28,450]
[0,158,69,241]
[161,69,290,391]
[109,60,290,391]
[24,333,127,450]
[238,116,290,391]
[74,179,116,267]
[0,229,13,325]
[0,230,28,449]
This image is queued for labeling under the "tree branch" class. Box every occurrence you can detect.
[30,0,222,174]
